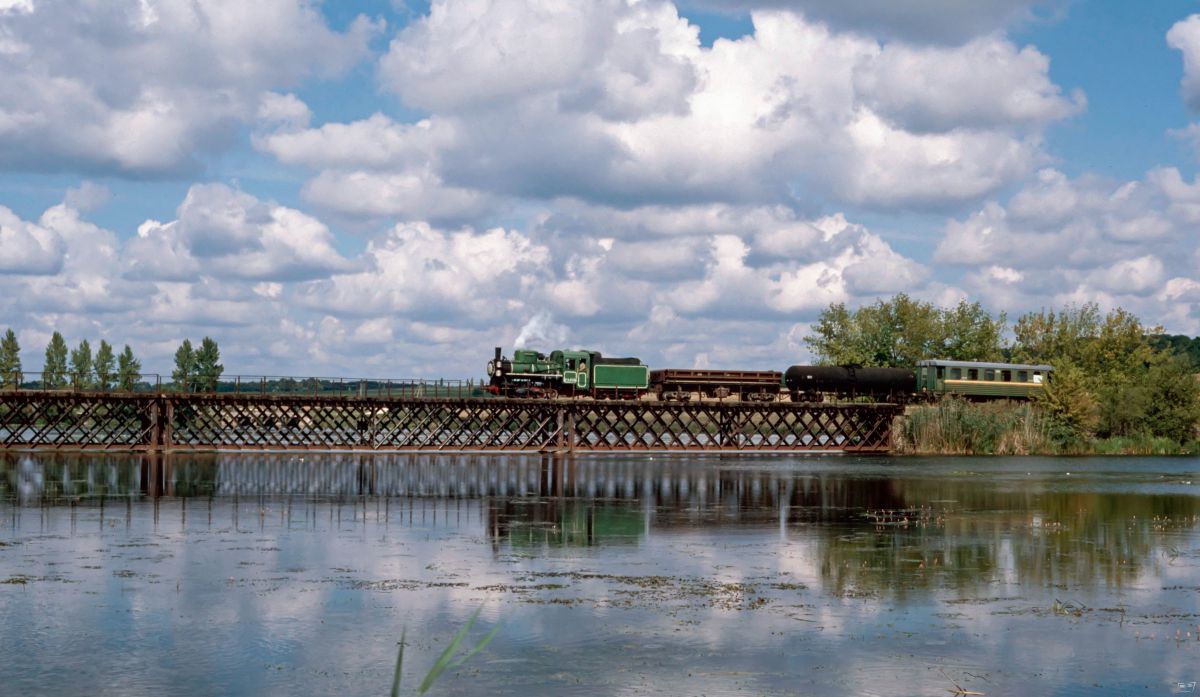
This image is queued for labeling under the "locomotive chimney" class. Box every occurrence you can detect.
[494,346,502,361]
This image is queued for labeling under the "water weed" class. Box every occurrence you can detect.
[392,607,499,695]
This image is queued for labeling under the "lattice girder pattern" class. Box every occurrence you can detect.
[0,393,156,450]
[0,393,899,453]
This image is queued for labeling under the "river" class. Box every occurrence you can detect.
[2,452,1199,696]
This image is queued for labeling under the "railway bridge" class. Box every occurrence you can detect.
[0,391,900,454]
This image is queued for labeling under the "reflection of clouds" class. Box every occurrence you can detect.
[2,469,1200,696]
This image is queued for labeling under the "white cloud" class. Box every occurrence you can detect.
[260,3,1079,217]
[0,205,65,274]
[295,221,551,320]
[855,36,1084,132]
[0,0,381,175]
[125,183,354,282]
[379,0,698,119]
[940,168,1200,334]
[1169,14,1200,111]
[256,92,312,133]
[302,169,494,222]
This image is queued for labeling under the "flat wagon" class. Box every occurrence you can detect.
[650,368,783,401]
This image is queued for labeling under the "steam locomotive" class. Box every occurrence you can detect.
[486,347,1052,402]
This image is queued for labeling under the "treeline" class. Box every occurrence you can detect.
[0,329,224,393]
[0,329,142,390]
[1149,334,1200,370]
[807,296,1200,449]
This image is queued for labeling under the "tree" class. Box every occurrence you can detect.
[0,328,21,388]
[1144,356,1200,444]
[94,340,115,391]
[194,336,224,392]
[1149,334,1200,371]
[1010,303,1102,366]
[69,339,93,389]
[172,339,195,392]
[805,295,1005,367]
[43,332,68,389]
[117,345,141,391]
[1015,305,1175,441]
[940,300,1006,361]
[1035,361,1099,448]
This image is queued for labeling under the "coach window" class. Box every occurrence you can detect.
[950,367,961,379]
[984,369,995,381]
[1001,370,1012,382]
[967,368,978,380]
[1017,370,1028,382]
[936,366,945,380]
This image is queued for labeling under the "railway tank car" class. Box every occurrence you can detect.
[784,365,916,402]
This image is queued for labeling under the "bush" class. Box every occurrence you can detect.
[899,397,1055,455]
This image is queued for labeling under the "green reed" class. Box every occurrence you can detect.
[391,607,499,696]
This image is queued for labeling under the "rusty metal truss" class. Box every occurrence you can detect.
[0,392,900,453]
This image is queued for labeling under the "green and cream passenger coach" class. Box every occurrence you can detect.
[915,359,1053,400]
[487,347,649,398]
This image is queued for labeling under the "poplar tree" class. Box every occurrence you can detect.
[172,339,195,392]
[43,332,68,389]
[69,339,93,389]
[117,345,141,391]
[194,337,223,393]
[0,328,20,387]
[94,340,115,391]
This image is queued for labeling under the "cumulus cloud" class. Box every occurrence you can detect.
[656,215,927,318]
[0,206,65,274]
[0,0,380,175]
[259,3,1080,217]
[1169,14,1200,111]
[855,36,1084,132]
[125,183,354,282]
[938,168,1200,334]
[295,221,551,320]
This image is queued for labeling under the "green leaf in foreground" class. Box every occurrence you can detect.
[416,607,498,694]
[391,628,406,697]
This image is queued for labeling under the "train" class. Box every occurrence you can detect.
[485,347,1053,402]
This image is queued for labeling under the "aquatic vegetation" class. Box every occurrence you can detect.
[897,397,1199,455]
[896,398,1054,455]
[391,606,499,696]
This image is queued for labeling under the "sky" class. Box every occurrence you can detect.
[1,0,1200,379]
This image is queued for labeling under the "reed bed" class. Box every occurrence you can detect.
[895,398,1198,455]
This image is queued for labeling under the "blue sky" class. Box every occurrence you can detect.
[1,0,1199,377]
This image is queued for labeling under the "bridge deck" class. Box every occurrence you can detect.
[0,392,900,453]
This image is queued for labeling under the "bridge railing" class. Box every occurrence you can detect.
[0,372,490,399]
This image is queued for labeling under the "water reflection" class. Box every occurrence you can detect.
[4,452,1199,599]
[1,451,1198,697]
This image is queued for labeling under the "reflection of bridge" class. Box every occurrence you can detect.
[0,393,900,453]
[6,453,1198,594]
[3,452,908,511]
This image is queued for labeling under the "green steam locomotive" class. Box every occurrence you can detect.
[485,347,648,399]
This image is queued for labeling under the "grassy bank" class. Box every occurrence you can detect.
[893,398,1200,455]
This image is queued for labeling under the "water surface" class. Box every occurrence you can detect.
[2,453,1199,696]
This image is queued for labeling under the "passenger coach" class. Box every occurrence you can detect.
[915,359,1052,400]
